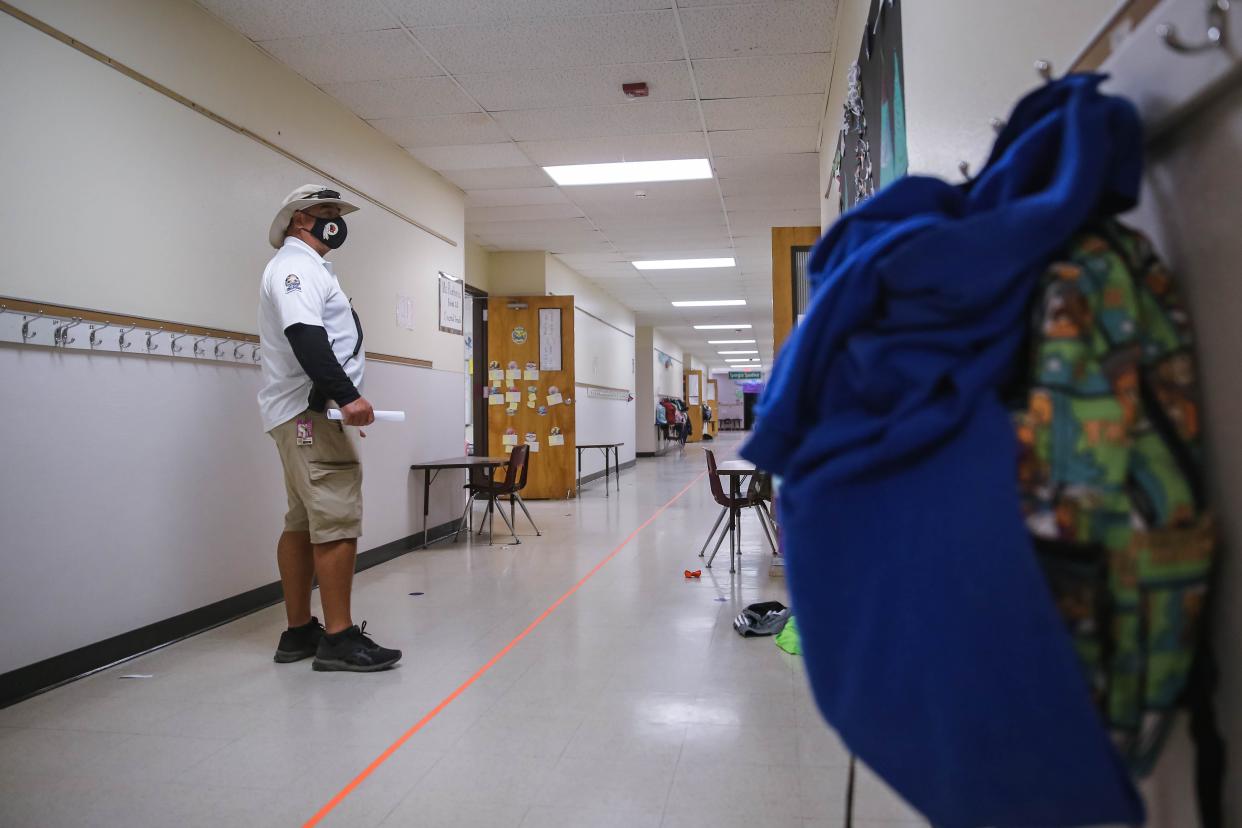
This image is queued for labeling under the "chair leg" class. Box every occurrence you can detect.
[730,508,739,574]
[514,493,541,535]
[477,498,491,536]
[453,493,475,542]
[698,507,729,558]
[706,511,732,569]
[488,495,495,545]
[495,496,518,543]
[754,504,777,553]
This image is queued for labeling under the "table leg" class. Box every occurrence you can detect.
[604,448,609,498]
[423,468,431,548]
[577,448,582,497]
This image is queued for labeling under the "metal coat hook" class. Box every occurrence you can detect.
[193,335,211,357]
[118,324,137,351]
[214,339,228,359]
[990,117,1007,133]
[1158,0,1230,53]
[250,343,261,363]
[145,327,163,353]
[55,317,83,347]
[90,321,111,348]
[233,342,247,360]
[21,312,44,343]
[1035,59,1054,82]
[958,160,974,182]
[169,330,189,355]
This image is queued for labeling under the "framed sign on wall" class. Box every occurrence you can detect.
[438,272,464,335]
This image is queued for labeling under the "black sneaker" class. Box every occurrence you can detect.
[312,622,402,672]
[274,617,325,663]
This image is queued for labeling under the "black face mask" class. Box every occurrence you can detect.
[309,215,348,249]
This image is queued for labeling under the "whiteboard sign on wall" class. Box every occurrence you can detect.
[438,273,464,335]
[539,308,562,371]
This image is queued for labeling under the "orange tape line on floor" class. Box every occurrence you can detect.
[303,469,708,827]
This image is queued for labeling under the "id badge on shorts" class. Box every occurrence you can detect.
[296,416,314,446]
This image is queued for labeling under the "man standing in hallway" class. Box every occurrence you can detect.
[257,185,401,672]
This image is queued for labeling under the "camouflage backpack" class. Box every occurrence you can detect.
[1012,219,1216,771]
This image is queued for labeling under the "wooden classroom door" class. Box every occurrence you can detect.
[486,295,576,499]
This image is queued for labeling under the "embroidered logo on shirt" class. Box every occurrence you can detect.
[285,274,301,293]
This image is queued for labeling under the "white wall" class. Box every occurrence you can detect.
[654,331,685,399]
[0,347,463,675]
[464,240,491,293]
[819,0,1117,227]
[1122,79,1242,828]
[0,0,469,674]
[2,0,464,367]
[545,256,637,478]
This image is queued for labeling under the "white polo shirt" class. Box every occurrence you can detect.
[257,237,365,432]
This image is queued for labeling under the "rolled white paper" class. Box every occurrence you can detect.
[326,409,406,423]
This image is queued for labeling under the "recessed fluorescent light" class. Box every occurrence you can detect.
[543,158,712,186]
[718,350,758,354]
[694,324,752,330]
[633,257,735,270]
[725,358,758,362]
[707,339,755,344]
[671,300,746,307]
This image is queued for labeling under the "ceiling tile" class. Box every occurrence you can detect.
[465,187,567,207]
[466,203,585,222]
[519,132,708,165]
[568,178,720,206]
[441,166,553,189]
[370,113,509,147]
[492,100,701,142]
[721,173,819,198]
[724,191,819,211]
[701,94,823,131]
[710,127,819,157]
[322,77,481,118]
[458,61,693,111]
[407,142,530,170]
[256,29,441,84]
[679,1,837,59]
[195,0,394,40]
[411,12,683,75]
[729,208,823,233]
[714,153,820,180]
[390,0,673,27]
[693,53,831,99]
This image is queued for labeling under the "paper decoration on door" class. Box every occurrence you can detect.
[536,405,548,416]
[526,385,538,408]
[506,361,522,381]
[505,389,521,403]
[548,426,565,447]
[546,385,563,407]
[523,362,539,380]
[488,391,504,406]
[502,429,518,446]
[396,293,416,331]
[438,273,464,335]
[511,325,528,345]
[524,432,540,452]
[488,361,504,384]
[538,307,562,371]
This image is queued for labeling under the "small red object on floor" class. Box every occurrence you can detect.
[684,569,702,578]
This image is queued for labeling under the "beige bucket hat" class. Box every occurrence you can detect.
[269,185,360,249]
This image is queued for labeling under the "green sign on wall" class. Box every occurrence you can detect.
[729,370,762,380]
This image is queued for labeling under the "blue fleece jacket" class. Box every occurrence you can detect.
[743,75,1145,827]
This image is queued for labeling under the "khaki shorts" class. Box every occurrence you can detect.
[269,408,363,544]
